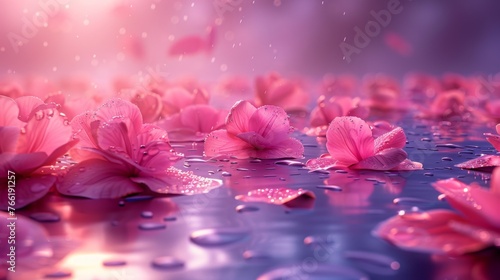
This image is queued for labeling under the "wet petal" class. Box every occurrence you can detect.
[204,129,254,159]
[226,100,256,135]
[485,133,500,152]
[374,127,406,154]
[306,154,342,171]
[248,105,291,143]
[255,138,304,159]
[130,91,163,123]
[97,121,134,156]
[491,168,500,195]
[180,105,222,133]
[0,152,48,175]
[0,95,23,127]
[235,187,316,208]
[0,175,55,209]
[326,116,375,165]
[374,209,489,255]
[0,126,20,153]
[95,98,143,137]
[351,148,407,170]
[17,107,72,155]
[132,167,222,195]
[15,96,44,122]
[433,179,500,229]
[394,159,423,170]
[57,159,143,199]
[455,155,500,169]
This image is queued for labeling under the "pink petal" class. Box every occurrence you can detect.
[496,124,500,135]
[0,95,23,127]
[17,107,72,155]
[393,159,423,170]
[326,116,375,165]
[235,187,316,208]
[204,129,255,159]
[180,105,222,133]
[374,127,406,154]
[485,133,500,152]
[0,175,55,209]
[132,166,222,195]
[71,112,99,149]
[248,105,291,144]
[168,35,207,56]
[0,126,20,153]
[0,152,48,175]
[306,155,341,171]
[14,96,44,122]
[57,159,143,198]
[95,98,143,137]
[371,121,394,138]
[254,138,304,159]
[351,148,407,170]
[237,131,271,149]
[374,209,489,255]
[309,106,330,127]
[130,91,163,123]
[97,121,134,156]
[226,100,256,135]
[455,155,500,169]
[491,168,500,195]
[433,179,500,229]
[162,87,196,116]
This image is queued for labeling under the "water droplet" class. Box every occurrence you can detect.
[275,160,305,166]
[235,205,259,213]
[29,212,60,223]
[221,171,232,177]
[141,211,153,218]
[435,143,463,149]
[163,216,177,221]
[151,256,184,269]
[190,228,249,246]
[316,185,342,191]
[441,157,453,161]
[138,223,166,230]
[102,259,127,266]
[44,270,72,278]
[125,195,153,202]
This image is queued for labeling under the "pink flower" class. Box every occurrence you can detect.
[204,100,304,159]
[255,72,309,112]
[58,98,221,199]
[0,96,75,209]
[306,116,422,171]
[363,75,409,111]
[456,123,500,169]
[418,90,473,121]
[306,95,368,136]
[161,86,210,117]
[374,168,500,255]
[157,104,226,142]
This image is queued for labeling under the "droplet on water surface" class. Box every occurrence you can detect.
[151,256,185,269]
[138,223,166,230]
[190,228,250,246]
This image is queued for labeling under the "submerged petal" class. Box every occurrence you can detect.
[326,116,374,165]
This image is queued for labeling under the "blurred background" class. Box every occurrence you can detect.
[0,0,499,85]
